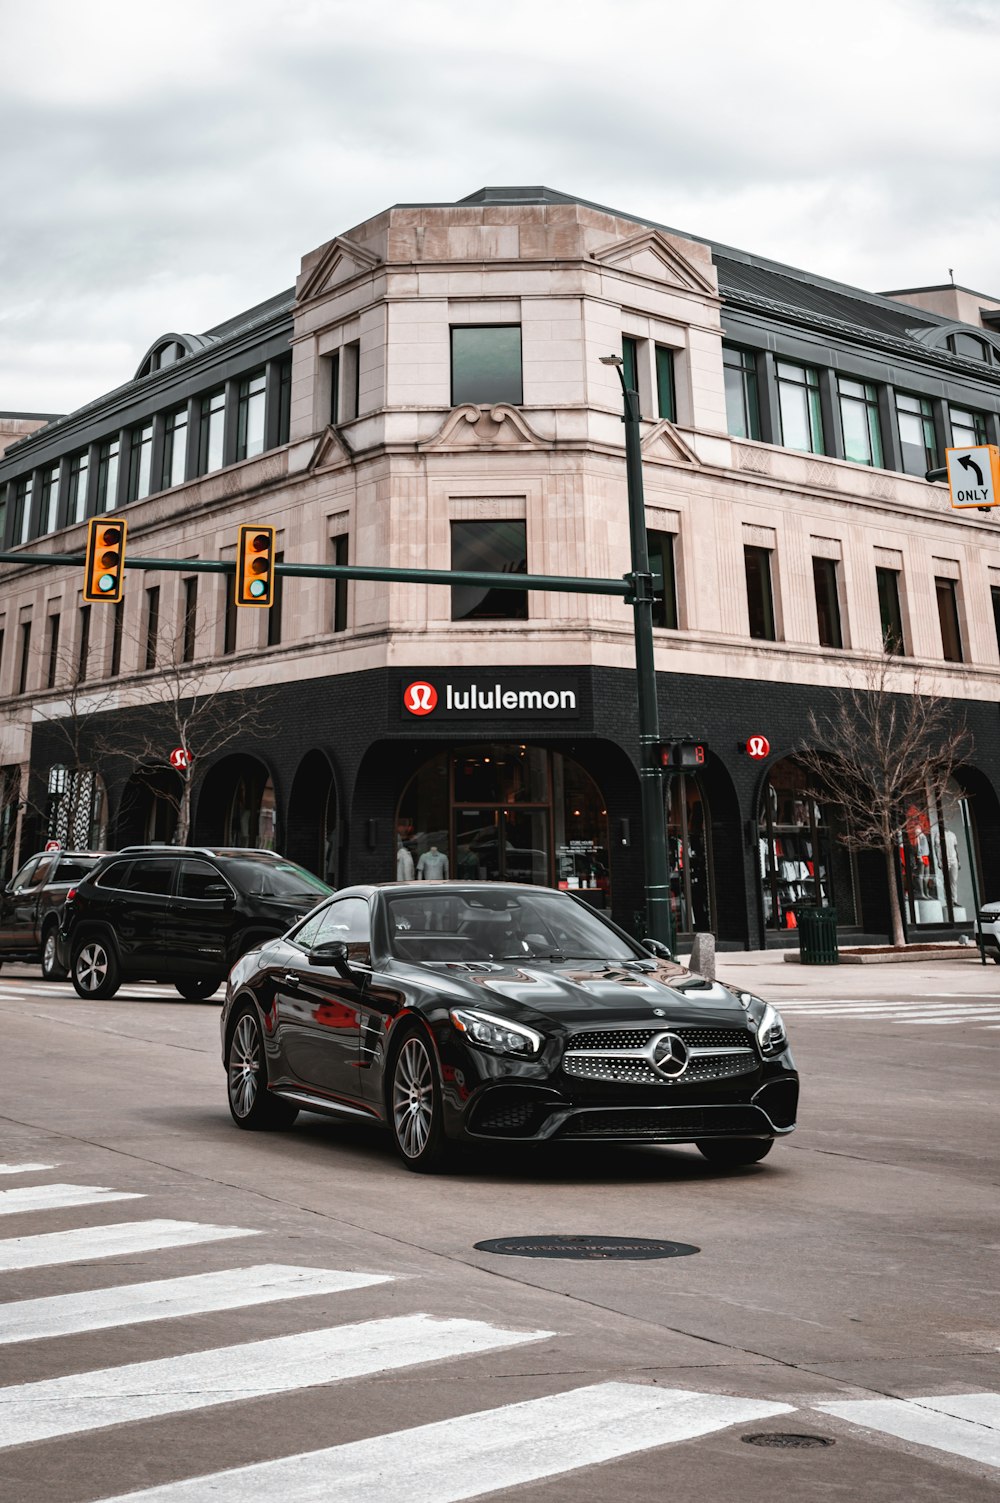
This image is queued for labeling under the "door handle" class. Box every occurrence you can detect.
[283,973,301,989]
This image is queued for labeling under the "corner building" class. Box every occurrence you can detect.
[2,187,999,948]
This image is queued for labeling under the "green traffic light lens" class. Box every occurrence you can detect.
[98,573,115,592]
[249,579,266,598]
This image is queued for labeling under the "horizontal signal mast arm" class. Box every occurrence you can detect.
[0,551,633,597]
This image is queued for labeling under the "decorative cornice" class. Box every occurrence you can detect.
[590,228,717,298]
[640,419,700,465]
[307,424,356,472]
[297,236,383,304]
[418,404,551,451]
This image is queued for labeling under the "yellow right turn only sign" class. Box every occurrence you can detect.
[946,444,1000,509]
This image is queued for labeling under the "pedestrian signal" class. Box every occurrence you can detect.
[83,517,127,602]
[236,524,275,607]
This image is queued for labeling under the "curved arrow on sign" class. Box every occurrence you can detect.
[958,454,984,487]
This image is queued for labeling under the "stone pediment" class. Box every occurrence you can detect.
[297,236,382,303]
[419,404,551,452]
[640,419,700,465]
[307,424,355,472]
[590,229,717,297]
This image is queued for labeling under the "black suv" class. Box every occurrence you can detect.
[61,847,332,1001]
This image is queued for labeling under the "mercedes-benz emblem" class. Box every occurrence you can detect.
[652,1032,689,1078]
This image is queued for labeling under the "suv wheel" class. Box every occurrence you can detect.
[227,1005,298,1130]
[696,1137,773,1166]
[41,925,68,982]
[72,938,121,1000]
[176,976,224,1002]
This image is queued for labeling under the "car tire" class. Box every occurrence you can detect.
[175,976,224,1002]
[71,938,121,1000]
[388,1029,450,1173]
[227,1004,298,1131]
[41,925,68,982]
[695,1137,774,1166]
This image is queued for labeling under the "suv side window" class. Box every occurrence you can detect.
[123,859,176,896]
[313,898,370,946]
[55,858,99,883]
[95,860,133,890]
[25,857,54,890]
[177,860,231,900]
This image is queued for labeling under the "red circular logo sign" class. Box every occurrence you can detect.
[44,840,61,852]
[746,735,771,760]
[169,747,193,770]
[403,681,438,716]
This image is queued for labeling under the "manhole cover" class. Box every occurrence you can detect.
[474,1235,700,1261]
[742,1432,835,1449]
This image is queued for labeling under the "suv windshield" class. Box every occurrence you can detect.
[223,857,332,900]
[385,889,640,964]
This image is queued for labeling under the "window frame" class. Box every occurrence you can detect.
[723,344,761,441]
[895,391,937,476]
[744,545,777,641]
[776,360,824,454]
[812,556,844,649]
[449,518,528,623]
[837,377,884,468]
[450,325,523,407]
[935,576,964,662]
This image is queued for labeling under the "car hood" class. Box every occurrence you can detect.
[399,958,750,1030]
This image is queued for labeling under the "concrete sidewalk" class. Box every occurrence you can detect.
[681,946,1000,1000]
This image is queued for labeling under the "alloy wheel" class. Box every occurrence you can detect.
[392,1035,435,1160]
[43,932,58,974]
[75,943,108,992]
[229,1013,261,1120]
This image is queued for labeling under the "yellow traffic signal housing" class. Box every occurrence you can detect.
[236,524,276,606]
[83,517,127,602]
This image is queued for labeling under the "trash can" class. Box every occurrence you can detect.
[794,906,839,965]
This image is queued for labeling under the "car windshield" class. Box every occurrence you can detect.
[385,889,640,964]
[223,857,332,900]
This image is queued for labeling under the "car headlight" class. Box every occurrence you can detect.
[755,1002,788,1057]
[449,1007,543,1058]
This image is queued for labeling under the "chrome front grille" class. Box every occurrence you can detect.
[562,1025,757,1086]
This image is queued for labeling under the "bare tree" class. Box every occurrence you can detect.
[796,654,972,948]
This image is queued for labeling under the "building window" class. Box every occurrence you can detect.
[162,409,188,489]
[223,583,237,656]
[837,378,883,467]
[648,530,678,629]
[993,584,1000,660]
[895,392,937,476]
[143,587,160,670]
[876,567,905,654]
[277,359,292,444]
[96,438,120,510]
[236,370,266,460]
[900,777,979,926]
[667,772,714,935]
[723,345,761,440]
[655,346,676,422]
[331,534,348,633]
[127,423,153,502]
[46,614,60,689]
[947,332,990,362]
[328,350,341,425]
[451,326,522,406]
[776,361,824,454]
[267,552,283,647]
[450,520,527,621]
[66,454,89,525]
[77,605,91,683]
[39,466,60,535]
[12,478,33,544]
[341,341,361,421]
[744,545,776,640]
[17,621,31,695]
[198,390,226,474]
[183,577,198,663]
[759,759,856,930]
[622,337,640,409]
[109,600,124,677]
[812,557,843,648]
[949,406,987,448]
[935,577,963,662]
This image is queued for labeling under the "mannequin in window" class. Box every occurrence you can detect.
[417,844,449,880]
[396,837,415,882]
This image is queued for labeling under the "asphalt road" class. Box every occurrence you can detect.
[0,959,998,1501]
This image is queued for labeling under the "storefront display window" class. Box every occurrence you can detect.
[899,780,976,926]
[395,745,610,903]
[667,773,714,935]
[758,759,856,931]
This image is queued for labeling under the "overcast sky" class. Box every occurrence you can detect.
[2,0,999,413]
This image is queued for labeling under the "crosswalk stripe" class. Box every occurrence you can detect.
[818,1393,1000,1470]
[89,1381,793,1503]
[0,1183,145,1217]
[0,1313,551,1449]
[0,1219,257,1272]
[0,1263,394,1345]
[0,1164,55,1176]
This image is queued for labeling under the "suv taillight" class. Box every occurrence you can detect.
[65,888,77,904]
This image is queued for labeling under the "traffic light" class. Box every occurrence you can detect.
[235,524,276,607]
[83,517,127,602]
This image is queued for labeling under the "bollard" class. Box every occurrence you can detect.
[689,932,716,980]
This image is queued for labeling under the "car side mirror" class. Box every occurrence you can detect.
[308,938,357,982]
[642,938,673,959]
[204,882,233,904]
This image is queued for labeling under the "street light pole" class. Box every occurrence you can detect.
[600,354,673,949]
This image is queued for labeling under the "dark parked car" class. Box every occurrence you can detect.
[61,847,332,1001]
[0,849,106,980]
[221,882,798,1172]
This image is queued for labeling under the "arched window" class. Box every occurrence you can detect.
[758,759,857,931]
[899,777,976,926]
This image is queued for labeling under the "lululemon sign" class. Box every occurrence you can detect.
[404,681,438,716]
[745,735,771,760]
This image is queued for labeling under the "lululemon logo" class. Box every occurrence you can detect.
[746,735,771,760]
[404,681,438,716]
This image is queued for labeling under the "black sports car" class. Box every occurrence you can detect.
[221,883,798,1172]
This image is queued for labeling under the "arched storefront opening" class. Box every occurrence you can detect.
[666,773,714,936]
[898,774,980,928]
[286,751,338,884]
[395,745,610,905]
[758,758,858,934]
[116,767,179,847]
[195,755,276,849]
